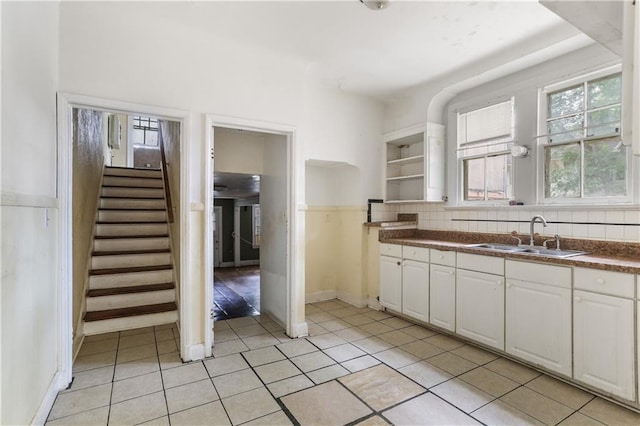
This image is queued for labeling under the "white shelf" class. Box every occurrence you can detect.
[386,174,424,182]
[387,155,424,166]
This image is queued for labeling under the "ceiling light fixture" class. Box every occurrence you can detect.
[360,0,390,11]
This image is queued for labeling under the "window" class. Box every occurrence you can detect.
[457,99,514,202]
[542,72,627,200]
[131,116,159,146]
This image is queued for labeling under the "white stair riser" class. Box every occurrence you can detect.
[94,237,170,252]
[96,223,168,237]
[103,176,164,189]
[100,198,165,210]
[104,168,162,179]
[98,210,167,223]
[83,311,178,336]
[92,253,171,269]
[101,187,164,198]
[89,269,173,289]
[86,290,175,311]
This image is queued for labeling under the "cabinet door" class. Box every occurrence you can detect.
[574,290,635,400]
[429,264,455,331]
[506,279,571,376]
[379,255,402,312]
[456,269,504,350]
[402,260,429,322]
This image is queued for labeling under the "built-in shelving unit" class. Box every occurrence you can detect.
[384,123,445,203]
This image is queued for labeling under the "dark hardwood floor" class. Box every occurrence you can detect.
[213,266,260,321]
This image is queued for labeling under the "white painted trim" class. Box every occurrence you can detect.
[367,297,382,311]
[205,113,302,343]
[57,93,191,365]
[291,321,309,338]
[0,192,58,207]
[214,206,223,268]
[305,290,338,304]
[204,119,214,356]
[186,343,205,361]
[336,291,368,308]
[31,371,68,425]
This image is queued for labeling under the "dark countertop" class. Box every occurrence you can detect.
[380,236,640,274]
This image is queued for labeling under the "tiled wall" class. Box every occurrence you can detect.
[371,203,640,243]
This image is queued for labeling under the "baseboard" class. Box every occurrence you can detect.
[32,370,68,425]
[219,261,235,268]
[367,297,381,311]
[290,321,309,338]
[237,260,259,267]
[185,343,205,362]
[305,290,337,304]
[336,291,368,308]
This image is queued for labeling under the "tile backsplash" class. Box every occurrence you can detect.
[371,203,640,243]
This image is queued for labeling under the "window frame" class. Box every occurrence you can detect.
[456,97,515,205]
[537,65,632,205]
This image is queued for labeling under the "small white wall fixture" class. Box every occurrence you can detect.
[57,93,191,361]
[205,114,305,357]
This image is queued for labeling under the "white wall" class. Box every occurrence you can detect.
[214,128,264,175]
[383,44,640,243]
[58,1,384,351]
[1,2,62,424]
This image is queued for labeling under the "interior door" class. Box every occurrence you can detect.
[260,134,289,327]
[214,206,222,268]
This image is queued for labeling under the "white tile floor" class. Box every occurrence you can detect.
[47,300,640,425]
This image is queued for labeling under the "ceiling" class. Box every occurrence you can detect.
[145,0,593,101]
[215,172,261,200]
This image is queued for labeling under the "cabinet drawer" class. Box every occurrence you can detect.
[574,267,634,299]
[402,246,429,262]
[380,243,402,258]
[457,253,504,275]
[506,260,571,289]
[430,249,456,267]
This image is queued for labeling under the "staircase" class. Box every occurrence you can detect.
[83,166,178,335]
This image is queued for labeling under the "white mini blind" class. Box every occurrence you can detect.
[458,99,513,148]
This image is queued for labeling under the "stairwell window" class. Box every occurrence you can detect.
[457,98,514,202]
[540,70,629,202]
[131,116,159,146]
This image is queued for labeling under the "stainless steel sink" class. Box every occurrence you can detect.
[465,243,525,252]
[465,243,588,258]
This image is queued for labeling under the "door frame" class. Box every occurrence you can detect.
[204,114,303,356]
[213,206,223,268]
[56,93,191,370]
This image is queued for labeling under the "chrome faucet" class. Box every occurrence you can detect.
[529,215,548,246]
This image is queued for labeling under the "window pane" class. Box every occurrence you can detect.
[548,85,584,118]
[584,139,627,197]
[545,143,580,198]
[587,74,621,109]
[486,154,512,200]
[464,157,485,200]
[131,128,144,145]
[586,106,621,137]
[548,114,584,142]
[145,131,158,146]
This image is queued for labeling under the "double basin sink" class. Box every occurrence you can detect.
[465,243,588,259]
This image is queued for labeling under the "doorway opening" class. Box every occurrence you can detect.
[205,119,299,355]
[213,171,261,321]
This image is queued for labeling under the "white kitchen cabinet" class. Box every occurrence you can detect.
[574,290,635,401]
[402,259,429,322]
[505,261,572,376]
[384,123,445,202]
[379,255,402,312]
[429,264,456,332]
[456,269,505,350]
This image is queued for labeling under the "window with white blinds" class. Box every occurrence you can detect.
[458,99,514,156]
[457,99,514,202]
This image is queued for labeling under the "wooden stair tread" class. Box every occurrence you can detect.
[102,185,163,189]
[106,166,161,171]
[84,302,177,322]
[104,175,163,180]
[99,208,166,211]
[96,221,167,225]
[92,249,170,256]
[95,234,169,240]
[90,264,173,275]
[100,196,164,200]
[87,283,174,297]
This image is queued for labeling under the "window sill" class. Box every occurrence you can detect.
[444,203,640,211]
